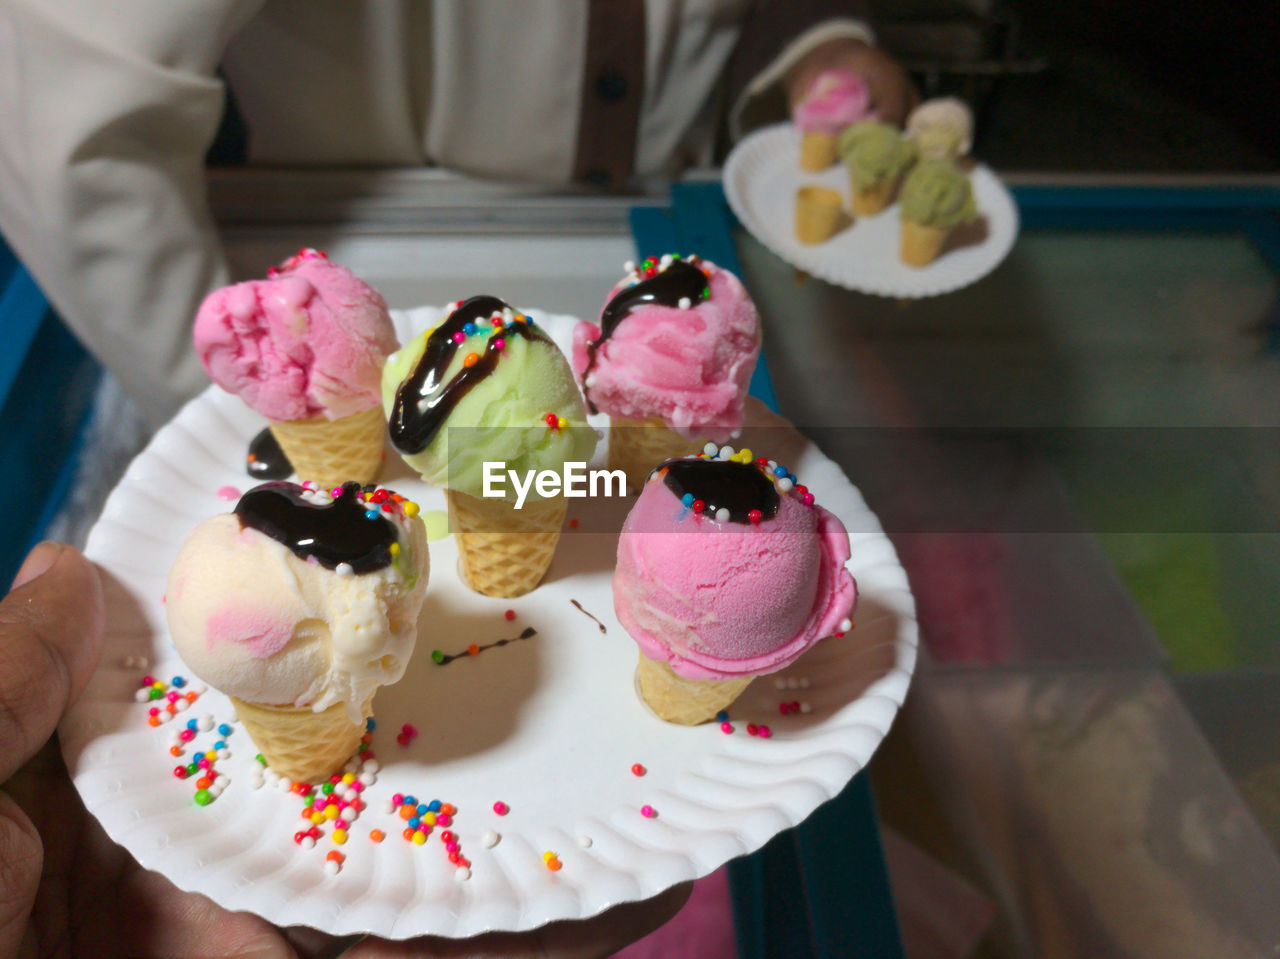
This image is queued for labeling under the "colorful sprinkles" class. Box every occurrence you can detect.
[619,254,710,308]
[649,444,817,524]
[138,672,237,805]
[441,299,533,346]
[267,247,326,278]
[396,723,418,747]
[136,673,204,721]
[385,792,470,878]
[715,707,773,738]
[251,723,381,875]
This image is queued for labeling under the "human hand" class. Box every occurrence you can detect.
[786,37,919,127]
[0,542,690,958]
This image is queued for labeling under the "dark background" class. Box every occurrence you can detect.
[888,0,1280,170]
[209,1,1280,174]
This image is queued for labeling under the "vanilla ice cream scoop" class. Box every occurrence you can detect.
[906,97,974,160]
[166,481,429,723]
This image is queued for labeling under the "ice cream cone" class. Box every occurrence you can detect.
[795,186,847,244]
[269,405,385,488]
[635,654,753,725]
[231,694,372,783]
[900,219,950,267]
[447,489,566,597]
[608,417,701,491]
[851,178,895,216]
[799,130,839,171]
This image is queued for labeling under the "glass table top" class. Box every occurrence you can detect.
[734,221,1280,672]
[722,177,1280,956]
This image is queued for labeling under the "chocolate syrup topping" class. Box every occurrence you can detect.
[583,258,709,413]
[388,295,554,454]
[246,427,292,480]
[658,458,780,524]
[235,481,395,573]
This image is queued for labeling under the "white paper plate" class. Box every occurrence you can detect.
[724,123,1019,297]
[65,308,918,939]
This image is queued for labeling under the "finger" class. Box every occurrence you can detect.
[0,790,42,959]
[346,880,693,959]
[0,543,105,782]
[111,866,303,958]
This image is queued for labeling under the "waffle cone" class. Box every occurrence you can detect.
[269,405,385,489]
[851,178,895,216]
[231,695,372,783]
[447,490,566,597]
[799,130,838,171]
[900,219,950,267]
[635,655,753,725]
[795,186,847,244]
[608,417,701,491]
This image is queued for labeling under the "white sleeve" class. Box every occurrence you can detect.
[727,17,875,143]
[0,0,263,426]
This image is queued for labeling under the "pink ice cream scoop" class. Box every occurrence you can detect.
[571,255,761,443]
[194,249,398,422]
[793,68,872,133]
[613,450,856,681]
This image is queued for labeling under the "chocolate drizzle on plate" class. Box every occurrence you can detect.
[246,427,292,480]
[235,481,395,573]
[388,295,554,455]
[658,458,780,524]
[570,599,607,634]
[582,257,709,414]
[432,627,538,665]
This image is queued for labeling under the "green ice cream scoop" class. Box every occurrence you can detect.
[837,121,917,190]
[899,159,977,229]
[383,296,597,500]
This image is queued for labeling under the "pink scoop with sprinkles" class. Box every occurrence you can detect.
[613,446,856,682]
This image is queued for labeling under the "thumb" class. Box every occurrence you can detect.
[0,542,105,782]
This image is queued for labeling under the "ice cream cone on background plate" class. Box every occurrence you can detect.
[898,159,977,268]
[795,185,847,244]
[608,416,701,490]
[269,405,385,488]
[851,178,895,216]
[839,120,917,218]
[799,130,839,170]
[905,96,974,161]
[447,490,567,598]
[232,694,372,782]
[900,220,950,267]
[792,69,872,171]
[635,654,753,725]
